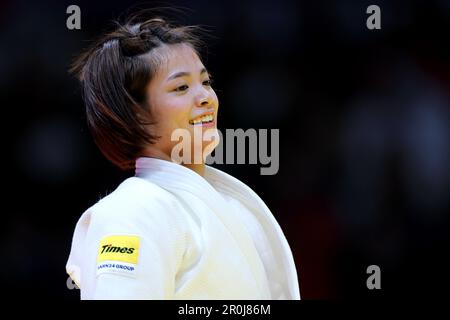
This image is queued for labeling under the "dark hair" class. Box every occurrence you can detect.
[70,15,204,170]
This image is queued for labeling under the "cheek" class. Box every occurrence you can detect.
[156,98,191,132]
[211,90,219,108]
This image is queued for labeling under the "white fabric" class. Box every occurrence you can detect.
[66,157,301,300]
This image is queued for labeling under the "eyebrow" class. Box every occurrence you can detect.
[167,68,207,81]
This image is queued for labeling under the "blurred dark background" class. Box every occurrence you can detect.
[1,0,449,300]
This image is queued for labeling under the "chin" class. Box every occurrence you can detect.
[202,135,220,160]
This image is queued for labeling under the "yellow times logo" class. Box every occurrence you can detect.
[97,235,140,264]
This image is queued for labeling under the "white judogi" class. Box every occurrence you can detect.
[66,157,300,300]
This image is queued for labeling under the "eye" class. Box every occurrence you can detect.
[174,85,189,92]
[203,79,213,86]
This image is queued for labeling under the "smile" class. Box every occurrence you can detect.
[189,113,215,125]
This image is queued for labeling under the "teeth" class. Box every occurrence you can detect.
[201,115,212,122]
[190,114,214,125]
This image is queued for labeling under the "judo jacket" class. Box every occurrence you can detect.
[66,157,301,299]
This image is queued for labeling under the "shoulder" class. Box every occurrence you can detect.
[82,177,188,236]
[91,177,177,218]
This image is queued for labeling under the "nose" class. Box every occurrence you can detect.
[195,87,213,107]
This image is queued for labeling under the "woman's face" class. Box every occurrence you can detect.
[144,43,219,163]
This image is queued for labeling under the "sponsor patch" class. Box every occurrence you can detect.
[96,235,140,277]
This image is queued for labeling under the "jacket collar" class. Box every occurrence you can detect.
[135,157,223,203]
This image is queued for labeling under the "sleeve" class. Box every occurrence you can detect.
[80,193,187,300]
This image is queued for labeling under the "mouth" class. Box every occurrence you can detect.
[189,112,215,126]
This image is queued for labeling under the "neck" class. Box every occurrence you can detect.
[182,163,205,177]
[141,148,206,177]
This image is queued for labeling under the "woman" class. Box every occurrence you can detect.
[66,15,300,300]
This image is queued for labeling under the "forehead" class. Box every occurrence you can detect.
[152,43,204,77]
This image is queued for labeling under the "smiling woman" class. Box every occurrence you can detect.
[66,12,301,300]
[142,42,220,176]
